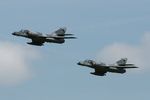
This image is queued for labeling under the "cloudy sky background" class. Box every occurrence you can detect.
[0,0,150,100]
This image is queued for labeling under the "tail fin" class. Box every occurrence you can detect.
[47,27,76,39]
[116,58,127,66]
[53,27,67,36]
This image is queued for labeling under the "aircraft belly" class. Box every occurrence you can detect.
[46,38,65,44]
[108,68,126,74]
[94,66,107,70]
[30,36,45,41]
[27,42,43,46]
[28,33,43,38]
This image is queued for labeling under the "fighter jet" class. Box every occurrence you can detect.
[12,27,76,46]
[77,58,138,76]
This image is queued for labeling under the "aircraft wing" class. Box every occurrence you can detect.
[27,38,45,46]
[90,69,107,76]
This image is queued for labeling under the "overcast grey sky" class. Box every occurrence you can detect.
[0,0,150,100]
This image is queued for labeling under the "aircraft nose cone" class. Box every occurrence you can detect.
[77,62,81,65]
[12,32,16,35]
[77,62,83,65]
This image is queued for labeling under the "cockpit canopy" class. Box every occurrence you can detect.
[19,29,30,33]
[36,32,43,36]
[84,59,106,66]
[84,59,96,65]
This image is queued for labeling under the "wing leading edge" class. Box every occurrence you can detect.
[27,38,46,46]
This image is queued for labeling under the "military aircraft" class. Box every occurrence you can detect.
[77,58,138,76]
[12,27,76,46]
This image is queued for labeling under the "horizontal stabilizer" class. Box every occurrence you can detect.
[116,66,138,69]
[48,36,77,39]
[125,64,134,66]
[64,34,74,36]
[63,37,77,39]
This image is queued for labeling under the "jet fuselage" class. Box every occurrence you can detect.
[12,28,75,46]
[77,59,137,76]
[78,62,126,74]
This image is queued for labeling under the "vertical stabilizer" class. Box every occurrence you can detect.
[53,27,67,36]
[116,58,127,66]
